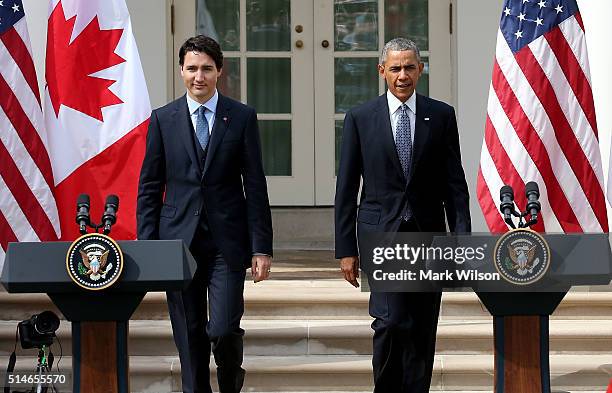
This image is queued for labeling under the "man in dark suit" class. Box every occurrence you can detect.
[137,35,273,393]
[335,37,471,393]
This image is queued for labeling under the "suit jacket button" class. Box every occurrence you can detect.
[195,210,200,216]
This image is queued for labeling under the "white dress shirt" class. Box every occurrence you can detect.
[387,89,416,146]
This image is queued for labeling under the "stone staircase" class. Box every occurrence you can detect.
[1,250,611,392]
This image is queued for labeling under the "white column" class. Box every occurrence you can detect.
[454,0,504,231]
[578,0,612,220]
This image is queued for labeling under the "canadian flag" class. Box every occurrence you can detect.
[44,0,150,240]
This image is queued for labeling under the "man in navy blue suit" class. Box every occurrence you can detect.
[137,35,273,393]
[335,37,471,393]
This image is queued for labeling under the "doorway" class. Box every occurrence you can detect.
[172,0,452,205]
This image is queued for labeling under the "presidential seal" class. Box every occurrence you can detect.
[66,233,123,290]
[493,229,550,285]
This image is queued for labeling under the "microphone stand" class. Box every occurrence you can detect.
[80,220,108,234]
[491,183,552,393]
[502,201,539,229]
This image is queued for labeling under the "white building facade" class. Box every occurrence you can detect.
[24,0,611,231]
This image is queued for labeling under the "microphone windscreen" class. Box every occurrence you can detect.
[77,194,90,206]
[500,185,514,200]
[106,194,119,209]
[525,181,539,195]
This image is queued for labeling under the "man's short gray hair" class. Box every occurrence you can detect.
[379,38,421,64]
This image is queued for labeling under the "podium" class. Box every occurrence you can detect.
[473,234,612,393]
[1,240,197,393]
[373,232,612,393]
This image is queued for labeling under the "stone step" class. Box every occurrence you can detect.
[271,208,333,250]
[2,319,611,358]
[2,285,612,321]
[1,354,610,392]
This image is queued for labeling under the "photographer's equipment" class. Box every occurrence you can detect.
[18,311,60,349]
[5,311,61,393]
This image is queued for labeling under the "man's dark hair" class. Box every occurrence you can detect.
[178,35,223,70]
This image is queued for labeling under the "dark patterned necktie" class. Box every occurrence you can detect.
[195,105,210,151]
[396,104,413,221]
[396,104,412,181]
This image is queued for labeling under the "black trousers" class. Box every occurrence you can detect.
[369,219,441,393]
[166,226,246,393]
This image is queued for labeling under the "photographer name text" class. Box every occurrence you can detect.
[372,269,500,281]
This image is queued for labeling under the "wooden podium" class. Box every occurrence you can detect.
[423,232,611,393]
[1,240,197,393]
[475,234,612,393]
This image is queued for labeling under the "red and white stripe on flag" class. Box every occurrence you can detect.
[0,1,60,269]
[477,0,608,233]
[44,0,151,241]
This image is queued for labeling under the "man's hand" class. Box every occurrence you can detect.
[340,256,360,288]
[251,255,272,283]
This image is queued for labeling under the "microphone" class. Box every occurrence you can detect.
[101,195,119,235]
[499,185,516,229]
[76,194,91,235]
[525,181,541,223]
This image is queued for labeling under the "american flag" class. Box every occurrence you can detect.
[0,0,60,267]
[477,0,608,233]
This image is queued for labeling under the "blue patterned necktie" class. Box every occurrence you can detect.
[195,105,210,151]
[396,104,412,181]
[396,104,413,221]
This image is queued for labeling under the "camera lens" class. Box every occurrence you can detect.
[34,311,60,335]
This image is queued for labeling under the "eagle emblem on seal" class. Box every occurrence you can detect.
[507,244,540,276]
[79,247,114,281]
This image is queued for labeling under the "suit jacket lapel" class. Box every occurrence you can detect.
[175,95,201,174]
[411,94,431,175]
[377,95,405,182]
[202,94,231,176]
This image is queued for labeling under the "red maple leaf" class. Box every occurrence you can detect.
[46,1,126,121]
